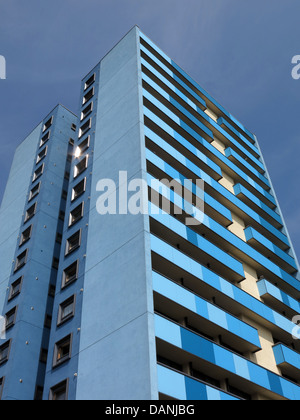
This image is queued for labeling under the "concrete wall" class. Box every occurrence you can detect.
[75,26,158,400]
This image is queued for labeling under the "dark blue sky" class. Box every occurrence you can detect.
[0,0,299,260]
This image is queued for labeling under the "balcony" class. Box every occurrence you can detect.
[144,107,288,250]
[143,84,275,208]
[224,147,270,191]
[244,227,297,274]
[140,32,256,145]
[155,314,300,400]
[257,279,300,318]
[153,271,260,353]
[218,117,260,162]
[157,364,239,400]
[233,183,283,230]
[150,234,299,347]
[273,344,300,381]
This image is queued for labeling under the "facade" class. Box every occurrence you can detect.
[0,26,300,400]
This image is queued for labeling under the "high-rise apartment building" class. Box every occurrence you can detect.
[0,26,300,401]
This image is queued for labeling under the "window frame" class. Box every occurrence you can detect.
[53,334,73,368]
[14,249,28,273]
[71,178,86,202]
[74,156,88,179]
[78,118,92,138]
[0,340,11,366]
[19,225,33,247]
[24,202,37,223]
[84,73,95,91]
[57,295,76,326]
[62,260,79,289]
[8,276,23,301]
[42,116,53,133]
[36,145,48,164]
[68,202,84,228]
[40,131,50,148]
[49,379,69,401]
[32,163,44,183]
[5,306,18,330]
[28,182,41,202]
[80,102,93,121]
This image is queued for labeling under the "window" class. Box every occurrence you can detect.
[0,341,11,365]
[56,233,62,244]
[5,307,17,330]
[58,295,76,326]
[59,210,65,221]
[32,164,44,182]
[82,87,94,105]
[78,119,91,138]
[65,230,81,255]
[69,203,84,227]
[74,156,88,178]
[19,225,33,247]
[75,136,90,158]
[62,261,79,289]
[24,202,37,223]
[71,123,77,132]
[8,277,23,301]
[36,146,48,164]
[28,183,41,202]
[71,178,86,201]
[53,335,72,368]
[49,379,69,401]
[40,131,50,147]
[43,116,53,133]
[0,377,4,400]
[61,190,68,201]
[14,250,28,272]
[81,102,93,121]
[84,73,95,91]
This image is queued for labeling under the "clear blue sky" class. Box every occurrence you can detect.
[0,0,299,260]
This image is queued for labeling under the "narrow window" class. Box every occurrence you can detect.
[53,335,72,367]
[71,123,77,132]
[49,379,69,401]
[81,102,93,121]
[28,183,41,202]
[8,277,23,301]
[43,116,53,133]
[0,341,11,365]
[5,307,17,330]
[62,261,79,289]
[44,314,52,329]
[40,348,48,364]
[84,73,95,91]
[52,257,59,270]
[65,230,81,255]
[14,250,28,272]
[32,164,44,182]
[78,119,91,138]
[74,156,88,178]
[71,178,86,201]
[69,203,84,227]
[40,131,50,147]
[75,136,90,158]
[58,295,76,326]
[19,225,33,247]
[24,202,37,223]
[36,146,47,164]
